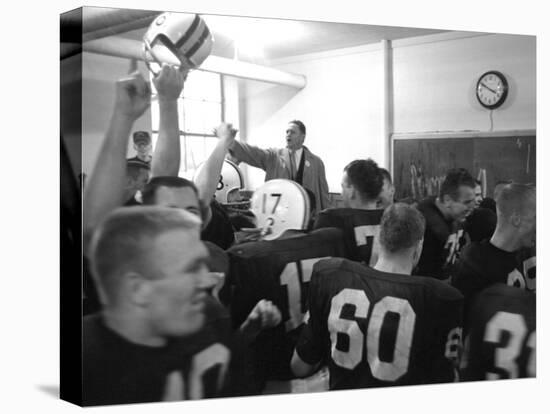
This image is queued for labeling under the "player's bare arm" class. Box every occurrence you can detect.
[83,70,151,254]
[151,63,186,177]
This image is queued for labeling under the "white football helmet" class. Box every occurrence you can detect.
[250,179,310,240]
[193,159,246,205]
[143,12,213,75]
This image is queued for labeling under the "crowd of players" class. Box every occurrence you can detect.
[63,63,536,406]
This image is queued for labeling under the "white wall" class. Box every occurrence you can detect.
[240,32,536,193]
[393,33,536,134]
[241,45,384,192]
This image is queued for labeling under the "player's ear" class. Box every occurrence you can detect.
[125,272,153,306]
[510,211,522,227]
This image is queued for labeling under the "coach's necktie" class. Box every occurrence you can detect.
[289,150,296,180]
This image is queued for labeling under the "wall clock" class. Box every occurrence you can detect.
[476,70,509,109]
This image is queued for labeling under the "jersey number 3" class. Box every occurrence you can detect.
[484,311,536,379]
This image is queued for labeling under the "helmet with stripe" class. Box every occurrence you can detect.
[193,159,246,206]
[250,179,310,240]
[143,12,213,75]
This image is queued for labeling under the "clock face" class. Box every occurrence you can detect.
[476,71,508,109]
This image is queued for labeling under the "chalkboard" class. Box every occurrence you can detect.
[393,135,536,200]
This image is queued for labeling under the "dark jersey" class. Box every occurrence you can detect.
[415,197,466,280]
[463,208,497,243]
[226,228,346,381]
[451,241,536,319]
[296,258,464,390]
[314,207,384,265]
[83,297,234,406]
[461,284,536,381]
[201,199,236,250]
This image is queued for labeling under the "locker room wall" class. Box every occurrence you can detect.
[392,33,536,133]
[240,44,384,193]
[240,32,536,194]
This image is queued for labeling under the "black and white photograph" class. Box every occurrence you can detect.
[6,0,547,413]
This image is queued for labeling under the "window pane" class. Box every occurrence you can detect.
[183,70,221,102]
[182,100,221,135]
[181,136,220,177]
[184,135,208,172]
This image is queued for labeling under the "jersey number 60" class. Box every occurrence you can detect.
[328,289,416,382]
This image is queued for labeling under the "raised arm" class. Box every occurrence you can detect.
[150,64,186,177]
[83,71,150,251]
[194,122,238,204]
[227,140,273,171]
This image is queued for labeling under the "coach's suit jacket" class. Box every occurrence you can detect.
[228,141,330,212]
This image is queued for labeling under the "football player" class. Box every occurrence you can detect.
[314,158,385,266]
[83,207,282,405]
[83,207,229,405]
[292,203,464,389]
[414,168,477,280]
[460,283,535,381]
[82,69,279,403]
[452,183,535,320]
[226,179,347,392]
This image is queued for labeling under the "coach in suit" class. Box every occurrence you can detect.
[228,120,330,213]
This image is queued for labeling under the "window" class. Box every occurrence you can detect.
[150,70,223,179]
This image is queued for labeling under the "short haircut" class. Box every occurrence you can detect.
[439,168,476,200]
[496,183,536,219]
[289,120,306,135]
[344,159,384,201]
[89,206,201,305]
[126,160,150,180]
[379,203,426,253]
[379,167,392,184]
[142,176,199,205]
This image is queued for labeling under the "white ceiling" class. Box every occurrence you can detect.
[121,14,449,63]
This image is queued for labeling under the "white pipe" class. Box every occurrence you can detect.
[381,39,393,175]
[83,36,307,89]
[82,8,160,42]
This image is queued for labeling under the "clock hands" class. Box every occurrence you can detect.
[480,82,497,94]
